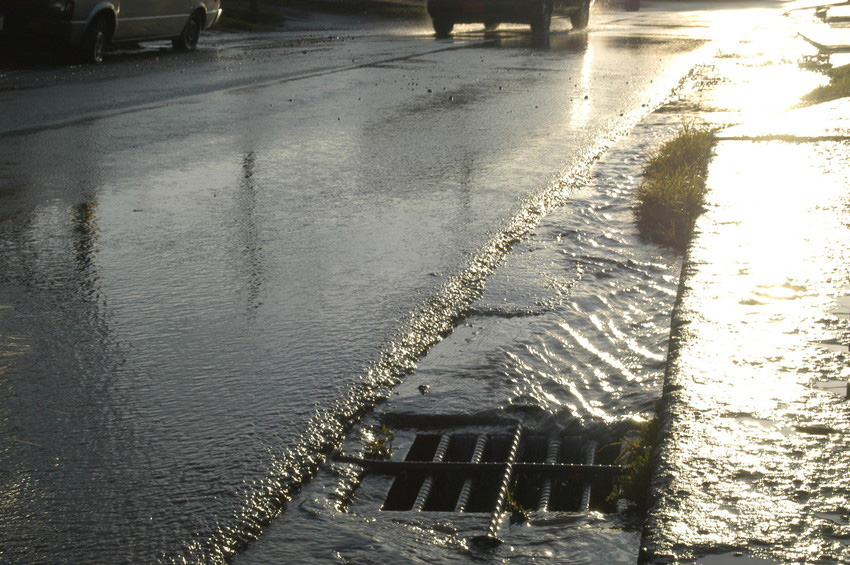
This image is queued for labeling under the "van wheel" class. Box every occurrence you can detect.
[432,17,454,37]
[173,11,203,51]
[80,15,109,64]
[529,0,552,34]
[570,1,589,29]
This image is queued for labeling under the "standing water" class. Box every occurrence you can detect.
[0,5,797,564]
[233,112,685,563]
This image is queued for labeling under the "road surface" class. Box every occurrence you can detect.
[0,4,755,562]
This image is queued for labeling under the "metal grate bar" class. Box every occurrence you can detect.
[536,438,562,511]
[579,440,597,511]
[479,423,523,543]
[335,456,619,477]
[412,433,451,511]
[454,434,488,512]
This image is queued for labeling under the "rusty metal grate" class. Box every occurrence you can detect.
[336,419,620,544]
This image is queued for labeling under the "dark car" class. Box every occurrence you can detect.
[427,0,590,35]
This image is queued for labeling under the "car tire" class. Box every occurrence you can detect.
[432,17,454,37]
[570,1,589,29]
[173,10,203,51]
[80,14,109,64]
[529,0,552,34]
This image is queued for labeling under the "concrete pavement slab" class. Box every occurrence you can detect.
[643,136,850,563]
[642,6,850,563]
[720,97,850,139]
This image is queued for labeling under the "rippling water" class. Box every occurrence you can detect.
[0,106,684,565]
[234,117,684,563]
[0,103,692,564]
[0,10,721,563]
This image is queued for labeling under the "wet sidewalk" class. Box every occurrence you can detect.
[641,5,850,563]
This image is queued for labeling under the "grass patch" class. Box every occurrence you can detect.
[801,63,850,105]
[633,125,716,251]
[607,417,660,513]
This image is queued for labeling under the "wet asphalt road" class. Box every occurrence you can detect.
[0,4,754,562]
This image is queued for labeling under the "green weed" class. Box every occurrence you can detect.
[363,424,394,458]
[506,488,531,524]
[633,125,716,251]
[801,63,850,105]
[607,417,660,513]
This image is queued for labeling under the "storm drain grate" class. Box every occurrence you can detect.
[336,420,621,543]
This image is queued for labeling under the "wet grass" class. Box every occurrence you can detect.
[801,63,850,105]
[633,125,716,251]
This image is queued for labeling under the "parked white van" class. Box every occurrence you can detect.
[0,0,222,63]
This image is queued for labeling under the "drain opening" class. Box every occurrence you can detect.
[337,419,620,516]
[382,472,426,511]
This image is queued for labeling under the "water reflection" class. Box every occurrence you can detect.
[570,44,594,126]
[480,28,590,52]
[0,119,144,563]
[72,200,100,280]
[233,151,265,316]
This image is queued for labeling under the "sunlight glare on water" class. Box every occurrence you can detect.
[4,4,829,563]
[691,13,826,119]
[649,140,850,562]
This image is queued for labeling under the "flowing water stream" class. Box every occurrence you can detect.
[234,112,685,563]
[3,5,822,563]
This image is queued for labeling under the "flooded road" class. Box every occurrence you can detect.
[233,102,687,564]
[0,3,776,563]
